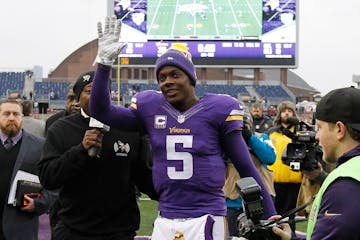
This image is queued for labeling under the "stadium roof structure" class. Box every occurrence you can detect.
[233,68,318,92]
[268,69,317,92]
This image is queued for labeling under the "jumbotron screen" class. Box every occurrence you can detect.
[114,0,297,67]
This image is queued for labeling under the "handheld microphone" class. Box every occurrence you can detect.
[88,117,110,158]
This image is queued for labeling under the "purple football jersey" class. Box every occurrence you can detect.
[129,91,244,218]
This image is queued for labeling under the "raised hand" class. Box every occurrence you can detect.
[94,15,127,66]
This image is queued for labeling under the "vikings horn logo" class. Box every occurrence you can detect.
[82,74,91,82]
[113,140,130,154]
[173,231,185,240]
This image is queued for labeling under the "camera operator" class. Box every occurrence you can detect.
[271,106,336,217]
[223,108,276,237]
[272,87,360,239]
[267,101,302,231]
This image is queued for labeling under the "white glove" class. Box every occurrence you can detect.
[94,15,127,66]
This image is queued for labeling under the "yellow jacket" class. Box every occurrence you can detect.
[268,127,302,183]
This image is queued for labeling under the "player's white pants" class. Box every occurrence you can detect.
[151,214,227,240]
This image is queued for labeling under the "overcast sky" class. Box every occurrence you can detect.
[1,0,359,96]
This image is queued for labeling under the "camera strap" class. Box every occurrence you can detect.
[262,195,316,227]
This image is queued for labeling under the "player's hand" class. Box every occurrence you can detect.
[94,15,127,66]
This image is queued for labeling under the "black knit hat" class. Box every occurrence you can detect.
[155,43,197,86]
[73,71,95,100]
[315,86,360,131]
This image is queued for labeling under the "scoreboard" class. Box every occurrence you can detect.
[113,0,298,67]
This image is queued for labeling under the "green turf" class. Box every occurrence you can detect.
[296,220,307,232]
[147,0,262,39]
[137,199,158,236]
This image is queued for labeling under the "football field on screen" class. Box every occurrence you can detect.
[147,0,263,39]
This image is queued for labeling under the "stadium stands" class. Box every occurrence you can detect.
[0,71,293,109]
[0,72,25,99]
[112,82,251,98]
[254,85,292,102]
[34,82,71,100]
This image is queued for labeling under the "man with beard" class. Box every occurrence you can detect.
[0,99,56,240]
[251,103,273,133]
[267,101,302,232]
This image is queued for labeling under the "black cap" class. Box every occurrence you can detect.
[73,71,95,100]
[315,87,360,131]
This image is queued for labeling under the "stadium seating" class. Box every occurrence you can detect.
[34,82,70,100]
[254,85,292,102]
[0,72,25,99]
[0,71,292,107]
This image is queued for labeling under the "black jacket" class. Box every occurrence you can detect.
[44,110,66,136]
[38,112,157,238]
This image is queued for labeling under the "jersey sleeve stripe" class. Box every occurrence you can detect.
[130,103,138,109]
[225,115,243,121]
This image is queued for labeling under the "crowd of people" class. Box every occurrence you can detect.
[1,15,359,240]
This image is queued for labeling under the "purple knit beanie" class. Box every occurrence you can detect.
[155,43,197,86]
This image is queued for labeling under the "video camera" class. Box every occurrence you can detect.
[235,177,281,240]
[281,117,323,171]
